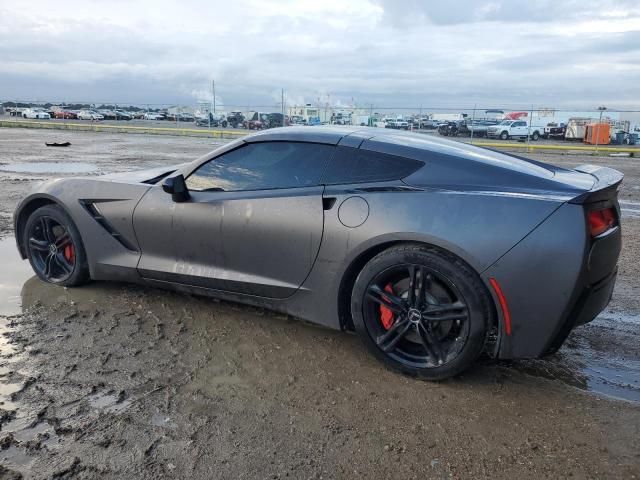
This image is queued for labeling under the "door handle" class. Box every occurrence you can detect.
[322,197,337,210]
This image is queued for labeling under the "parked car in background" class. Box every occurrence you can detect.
[465,120,499,137]
[226,111,245,128]
[385,119,410,130]
[438,121,462,136]
[244,112,269,130]
[143,112,164,120]
[77,111,104,120]
[265,113,289,129]
[289,115,306,125]
[8,108,26,117]
[22,108,51,119]
[54,110,78,119]
[543,122,567,139]
[178,113,195,122]
[99,110,117,120]
[195,113,228,128]
[418,118,437,129]
[486,120,543,140]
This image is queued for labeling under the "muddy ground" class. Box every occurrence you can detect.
[0,128,638,479]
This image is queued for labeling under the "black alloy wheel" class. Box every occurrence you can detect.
[351,245,490,380]
[27,216,76,282]
[24,205,90,286]
[364,264,470,368]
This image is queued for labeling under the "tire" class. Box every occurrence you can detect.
[531,131,540,141]
[222,120,228,128]
[499,131,509,140]
[351,244,490,380]
[23,205,90,287]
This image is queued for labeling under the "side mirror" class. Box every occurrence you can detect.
[162,174,190,202]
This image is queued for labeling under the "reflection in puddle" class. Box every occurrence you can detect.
[0,237,34,317]
[0,238,60,474]
[151,413,175,428]
[516,313,640,403]
[87,391,132,413]
[0,162,98,174]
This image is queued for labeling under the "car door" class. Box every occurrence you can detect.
[514,121,528,136]
[138,141,334,299]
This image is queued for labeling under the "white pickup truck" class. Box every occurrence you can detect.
[486,120,544,140]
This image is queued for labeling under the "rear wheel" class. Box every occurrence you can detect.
[24,205,90,286]
[351,245,490,380]
[531,131,540,141]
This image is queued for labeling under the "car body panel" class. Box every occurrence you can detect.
[15,178,150,280]
[135,185,325,298]
[13,127,622,361]
[281,181,565,331]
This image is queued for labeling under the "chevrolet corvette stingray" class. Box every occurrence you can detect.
[14,127,623,379]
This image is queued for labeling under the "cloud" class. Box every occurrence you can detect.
[0,0,639,110]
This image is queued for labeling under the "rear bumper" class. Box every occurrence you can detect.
[483,203,621,359]
[544,267,616,354]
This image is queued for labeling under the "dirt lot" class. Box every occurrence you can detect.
[0,128,639,479]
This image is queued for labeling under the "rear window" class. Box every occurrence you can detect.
[322,146,424,184]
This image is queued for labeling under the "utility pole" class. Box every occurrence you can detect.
[281,88,285,127]
[595,105,606,154]
[470,104,476,144]
[526,104,533,152]
[212,79,216,115]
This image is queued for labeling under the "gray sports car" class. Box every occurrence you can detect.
[13,127,623,379]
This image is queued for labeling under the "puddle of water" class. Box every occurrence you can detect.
[0,162,98,174]
[0,237,35,317]
[582,361,640,403]
[596,311,640,326]
[518,309,640,404]
[87,391,132,413]
[1,445,36,473]
[151,413,175,428]
[0,416,60,475]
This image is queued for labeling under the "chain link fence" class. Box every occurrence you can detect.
[2,99,640,147]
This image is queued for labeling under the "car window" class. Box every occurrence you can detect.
[322,146,424,185]
[186,142,333,192]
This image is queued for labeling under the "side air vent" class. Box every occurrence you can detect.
[80,201,138,252]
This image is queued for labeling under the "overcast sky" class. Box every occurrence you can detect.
[1,0,639,110]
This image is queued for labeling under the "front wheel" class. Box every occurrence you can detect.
[351,245,490,380]
[499,131,509,140]
[24,205,90,287]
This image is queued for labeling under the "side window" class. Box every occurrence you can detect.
[322,146,424,185]
[186,142,333,192]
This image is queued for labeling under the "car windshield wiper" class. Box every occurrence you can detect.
[201,187,225,192]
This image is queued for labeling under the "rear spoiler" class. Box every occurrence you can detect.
[568,165,624,205]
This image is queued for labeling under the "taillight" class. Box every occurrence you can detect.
[588,208,617,237]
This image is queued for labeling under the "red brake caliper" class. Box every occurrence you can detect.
[379,283,395,330]
[63,244,75,264]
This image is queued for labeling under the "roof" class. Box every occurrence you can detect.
[243,125,362,145]
[243,126,563,183]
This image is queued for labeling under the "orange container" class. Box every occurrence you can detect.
[584,123,610,145]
